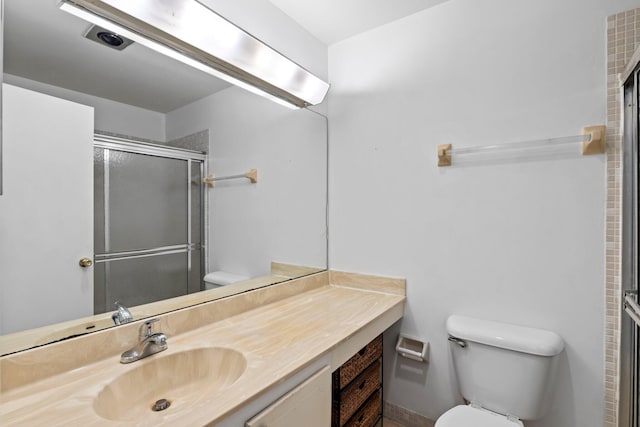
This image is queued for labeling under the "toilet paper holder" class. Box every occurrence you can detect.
[395,334,429,363]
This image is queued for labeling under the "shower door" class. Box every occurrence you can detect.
[621,63,639,427]
[93,135,205,314]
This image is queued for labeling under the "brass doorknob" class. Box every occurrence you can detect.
[79,257,93,268]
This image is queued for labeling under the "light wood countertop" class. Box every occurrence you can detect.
[0,272,404,426]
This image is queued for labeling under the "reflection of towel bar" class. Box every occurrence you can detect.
[437,125,606,167]
[203,169,258,187]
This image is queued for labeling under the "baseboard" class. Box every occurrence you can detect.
[384,401,435,427]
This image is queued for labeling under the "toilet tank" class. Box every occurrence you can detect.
[203,271,249,290]
[447,315,564,421]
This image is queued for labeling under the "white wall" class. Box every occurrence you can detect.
[328,0,638,426]
[166,87,327,279]
[3,74,166,142]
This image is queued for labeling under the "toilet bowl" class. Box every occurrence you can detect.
[434,315,564,427]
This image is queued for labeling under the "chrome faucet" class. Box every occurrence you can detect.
[120,319,168,364]
[112,301,133,325]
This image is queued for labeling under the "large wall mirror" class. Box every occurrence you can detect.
[0,0,328,355]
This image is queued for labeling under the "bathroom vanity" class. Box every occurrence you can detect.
[0,271,404,426]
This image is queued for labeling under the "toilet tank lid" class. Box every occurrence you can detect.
[203,271,249,285]
[446,315,564,356]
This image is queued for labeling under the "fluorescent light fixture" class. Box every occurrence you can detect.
[58,0,330,109]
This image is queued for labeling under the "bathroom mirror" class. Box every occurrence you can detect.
[0,0,327,355]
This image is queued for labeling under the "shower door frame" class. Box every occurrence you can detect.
[620,63,639,427]
[93,133,207,313]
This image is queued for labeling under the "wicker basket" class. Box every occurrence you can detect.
[334,335,383,389]
[332,359,381,426]
[344,389,381,427]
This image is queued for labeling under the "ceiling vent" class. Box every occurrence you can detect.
[83,24,134,51]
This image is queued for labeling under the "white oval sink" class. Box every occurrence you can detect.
[93,347,246,422]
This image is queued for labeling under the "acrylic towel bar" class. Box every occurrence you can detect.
[437,125,606,167]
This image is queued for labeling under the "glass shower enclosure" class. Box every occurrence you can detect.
[93,134,205,314]
[621,63,639,427]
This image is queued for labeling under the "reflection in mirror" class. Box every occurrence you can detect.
[0,0,327,355]
[58,0,329,108]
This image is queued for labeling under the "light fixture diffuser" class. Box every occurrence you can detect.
[58,0,330,109]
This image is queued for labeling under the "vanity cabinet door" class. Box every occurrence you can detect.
[246,366,331,427]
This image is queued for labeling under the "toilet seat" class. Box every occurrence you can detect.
[435,405,524,427]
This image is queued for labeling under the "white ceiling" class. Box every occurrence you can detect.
[3,1,448,113]
[268,0,450,45]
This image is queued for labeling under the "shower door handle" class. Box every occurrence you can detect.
[79,257,93,268]
[624,290,640,328]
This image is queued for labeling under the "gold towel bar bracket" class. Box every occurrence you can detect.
[581,125,606,155]
[437,144,452,167]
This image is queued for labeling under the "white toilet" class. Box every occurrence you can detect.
[436,315,564,427]
[203,271,249,290]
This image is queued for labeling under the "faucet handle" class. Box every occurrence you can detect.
[112,301,133,325]
[140,318,160,340]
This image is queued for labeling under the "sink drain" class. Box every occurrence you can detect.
[152,398,171,412]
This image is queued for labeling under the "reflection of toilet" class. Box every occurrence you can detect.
[436,315,564,427]
[203,271,249,290]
